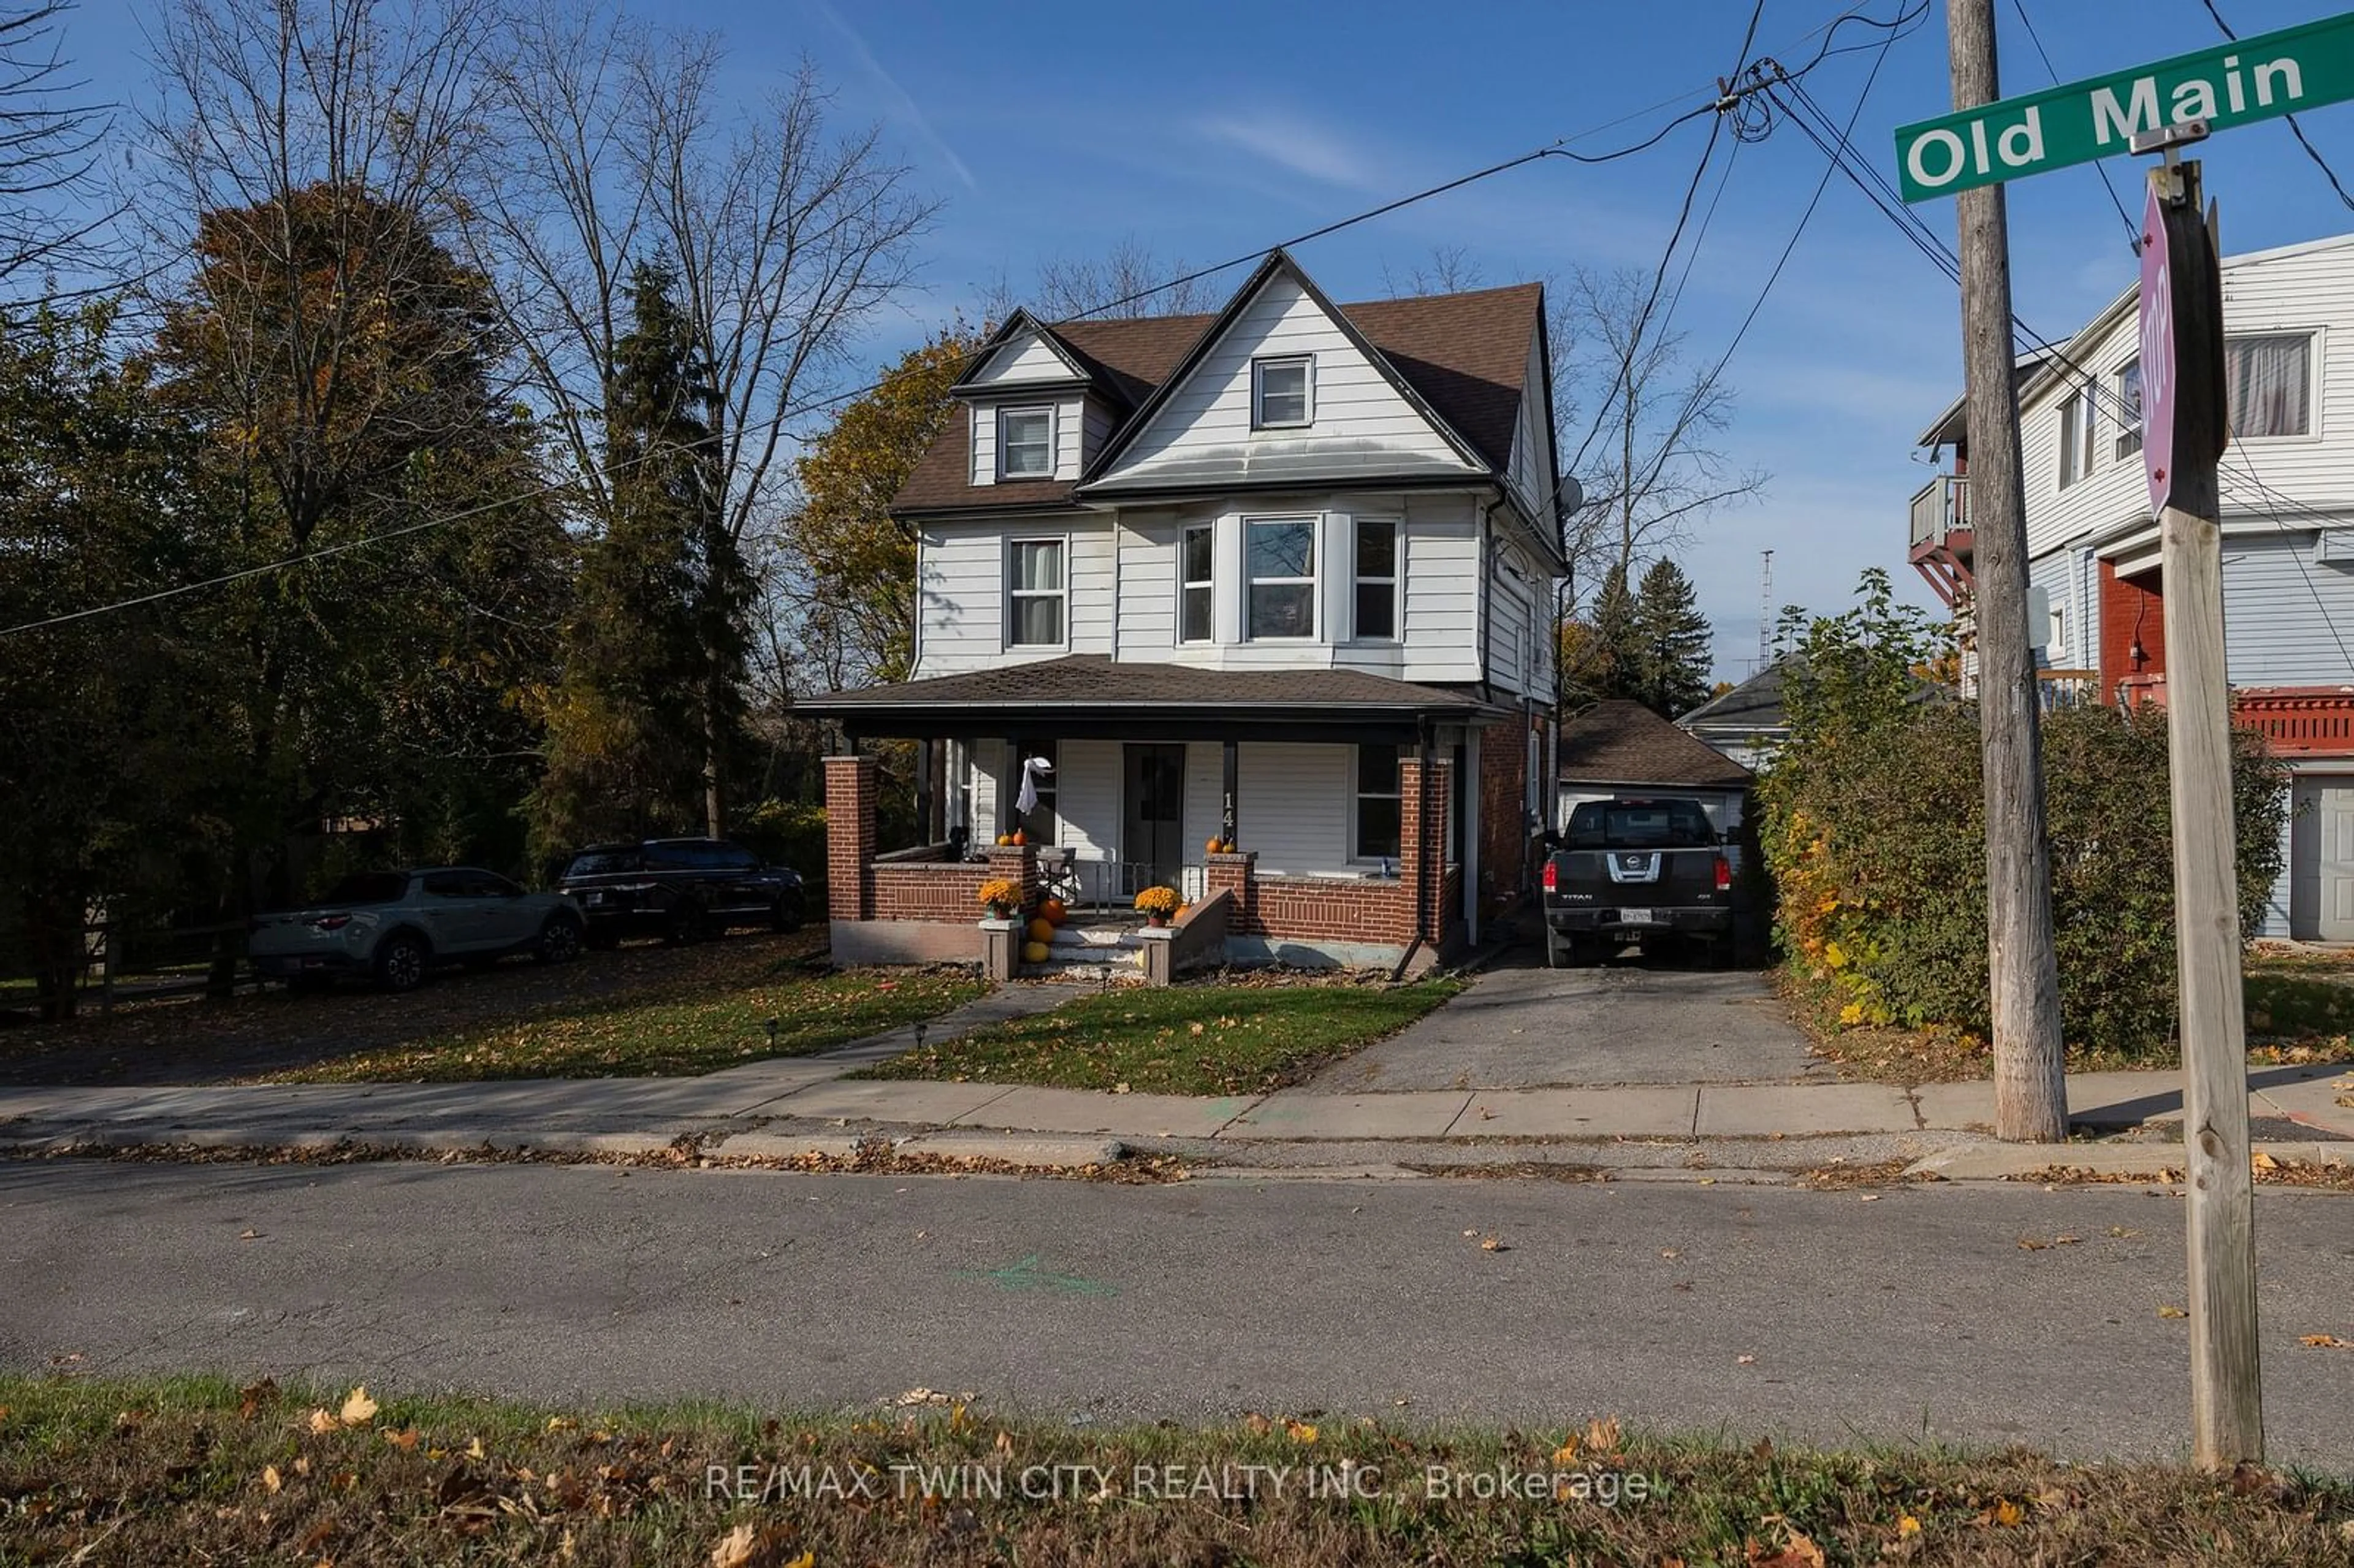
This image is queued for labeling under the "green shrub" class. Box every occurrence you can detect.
[1760,572,2288,1061]
[734,796,828,877]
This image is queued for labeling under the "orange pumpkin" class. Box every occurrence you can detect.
[1038,897,1068,926]
[1027,917,1056,944]
[1205,835,1224,854]
[1011,828,1028,847]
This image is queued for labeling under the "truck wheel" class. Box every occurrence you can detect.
[1544,932,1563,969]
[374,932,430,994]
[770,892,805,934]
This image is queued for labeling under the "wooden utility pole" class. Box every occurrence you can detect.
[2144,155,2263,1468]
[1945,0,2067,1142]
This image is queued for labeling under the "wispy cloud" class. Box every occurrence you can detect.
[1195,110,1384,192]
[811,1,978,192]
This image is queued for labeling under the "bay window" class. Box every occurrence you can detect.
[1246,517,1317,639]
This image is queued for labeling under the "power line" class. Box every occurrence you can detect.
[2197,0,2354,212]
[2,0,1929,639]
[2007,0,2143,253]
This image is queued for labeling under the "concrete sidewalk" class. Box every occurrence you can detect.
[2,1017,2348,1168]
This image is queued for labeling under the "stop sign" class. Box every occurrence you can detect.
[2140,180,2176,520]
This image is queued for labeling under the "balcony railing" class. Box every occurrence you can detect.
[1908,474,1970,550]
[2105,678,2354,755]
[2037,668,2100,709]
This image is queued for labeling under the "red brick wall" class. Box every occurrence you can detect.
[2098,560,2165,696]
[870,862,991,921]
[1202,759,1453,956]
[823,756,876,922]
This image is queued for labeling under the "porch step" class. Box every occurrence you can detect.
[1028,957,1150,986]
[1047,923,1146,953]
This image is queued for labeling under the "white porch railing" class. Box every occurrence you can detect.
[1037,852,1208,913]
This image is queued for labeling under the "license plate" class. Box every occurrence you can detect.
[584,892,606,905]
[1618,908,1655,925]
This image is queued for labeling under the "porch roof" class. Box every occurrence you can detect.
[798,654,1503,742]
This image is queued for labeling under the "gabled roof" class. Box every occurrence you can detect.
[891,255,1547,521]
[1678,659,1796,733]
[1077,249,1499,489]
[1559,699,1755,789]
[951,310,1097,392]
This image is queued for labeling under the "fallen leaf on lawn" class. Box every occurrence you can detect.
[386,1428,420,1451]
[784,1555,815,1568]
[1583,1415,1621,1455]
[1992,1499,2024,1527]
[467,1437,486,1460]
[1111,1083,1131,1095]
[261,1464,282,1494]
[2252,1149,2280,1171]
[2159,1304,2188,1319]
[1897,1514,1921,1537]
[1242,1412,1272,1436]
[1285,1418,1319,1444]
[238,1379,277,1420]
[2300,1333,2352,1349]
[1552,1436,1580,1464]
[338,1387,378,1427]
[307,1409,340,1435]
[709,1523,756,1568]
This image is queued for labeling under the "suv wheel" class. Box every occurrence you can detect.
[770,892,805,934]
[374,932,430,993]
[536,913,585,965]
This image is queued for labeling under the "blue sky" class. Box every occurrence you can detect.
[76,1,2354,675]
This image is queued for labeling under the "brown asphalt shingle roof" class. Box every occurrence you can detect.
[1559,699,1756,790]
[893,281,1542,514]
[797,653,1490,714]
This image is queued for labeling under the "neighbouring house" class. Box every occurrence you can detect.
[1908,229,2354,940]
[1677,663,1796,774]
[799,249,1564,976]
[1559,699,1754,836]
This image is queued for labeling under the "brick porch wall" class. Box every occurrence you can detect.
[1207,758,1454,956]
[829,755,1038,924]
[823,756,877,922]
[1479,723,1531,904]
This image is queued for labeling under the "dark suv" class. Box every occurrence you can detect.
[556,839,807,948]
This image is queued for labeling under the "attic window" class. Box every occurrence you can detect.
[1252,356,1313,429]
[999,406,1053,479]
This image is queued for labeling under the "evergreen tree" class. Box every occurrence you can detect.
[1631,557,1715,718]
[535,260,750,851]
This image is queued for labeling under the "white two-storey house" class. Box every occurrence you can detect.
[805,251,1563,972]
[1908,230,2354,941]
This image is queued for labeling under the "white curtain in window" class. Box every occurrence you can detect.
[2227,336,2309,438]
[1011,541,1061,590]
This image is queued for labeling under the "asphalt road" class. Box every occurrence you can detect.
[6,1160,2353,1468]
[1311,956,1834,1091]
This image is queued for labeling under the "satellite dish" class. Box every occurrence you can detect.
[1554,475,1585,516]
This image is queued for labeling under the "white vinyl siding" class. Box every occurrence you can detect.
[969,405,997,486]
[968,329,1078,386]
[1504,325,1557,530]
[1234,742,1355,874]
[1092,270,1477,490]
[2220,530,2354,685]
[916,519,1118,676]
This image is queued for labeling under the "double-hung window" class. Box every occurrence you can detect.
[1007,538,1065,647]
[1353,519,1398,640]
[1354,745,1402,862]
[2057,391,2097,488]
[2114,359,2143,459]
[999,406,1053,478]
[2226,333,2312,438]
[1246,517,1317,639]
[1179,525,1214,643]
[1252,355,1313,428]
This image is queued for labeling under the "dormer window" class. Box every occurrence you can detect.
[1252,356,1313,429]
[999,406,1054,479]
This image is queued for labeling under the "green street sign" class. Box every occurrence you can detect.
[1895,9,2354,201]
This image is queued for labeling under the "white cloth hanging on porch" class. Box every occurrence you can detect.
[1014,755,1055,815]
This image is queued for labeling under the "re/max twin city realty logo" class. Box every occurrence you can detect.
[1895,10,2354,201]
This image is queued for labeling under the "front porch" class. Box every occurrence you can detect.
[802,657,1522,976]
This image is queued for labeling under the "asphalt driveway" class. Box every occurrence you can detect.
[1311,947,1834,1092]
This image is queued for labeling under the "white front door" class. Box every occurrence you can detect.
[2322,782,2354,942]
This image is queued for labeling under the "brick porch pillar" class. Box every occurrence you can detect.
[986,843,1037,912]
[1399,757,1450,947]
[823,755,876,923]
[1206,850,1257,933]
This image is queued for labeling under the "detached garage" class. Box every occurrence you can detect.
[1557,699,1756,837]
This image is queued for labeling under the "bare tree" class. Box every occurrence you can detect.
[0,2,116,297]
[468,1,937,832]
[981,234,1219,324]
[1556,264,1764,606]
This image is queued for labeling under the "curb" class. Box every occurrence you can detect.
[1903,1140,2354,1182]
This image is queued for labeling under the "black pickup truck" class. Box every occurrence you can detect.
[556,838,806,948]
[1540,798,1736,967]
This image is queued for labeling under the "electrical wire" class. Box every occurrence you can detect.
[2198,0,2354,212]
[2007,0,2144,253]
[1,0,1931,639]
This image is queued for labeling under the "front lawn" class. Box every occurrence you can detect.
[261,957,988,1083]
[856,976,1460,1096]
[1,1375,2347,1567]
